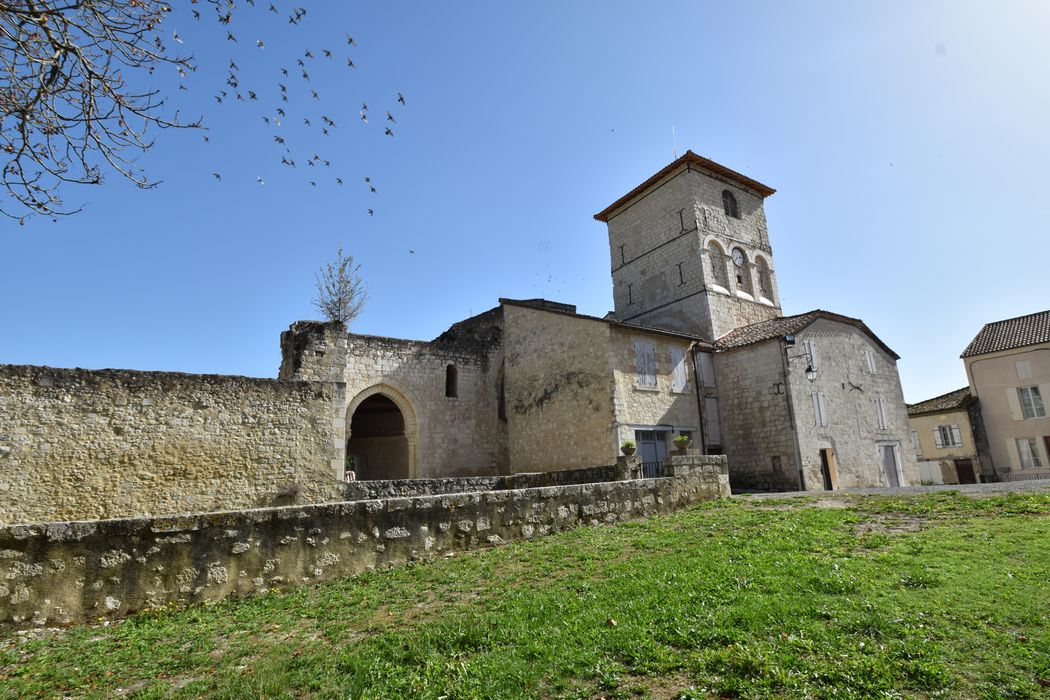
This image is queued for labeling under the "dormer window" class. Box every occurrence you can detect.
[722,190,739,219]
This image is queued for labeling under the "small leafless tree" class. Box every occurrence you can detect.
[0,1,200,221]
[313,244,367,324]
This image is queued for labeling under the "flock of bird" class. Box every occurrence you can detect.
[171,1,404,217]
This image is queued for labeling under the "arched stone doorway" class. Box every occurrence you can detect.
[345,386,418,480]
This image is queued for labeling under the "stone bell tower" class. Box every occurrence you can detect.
[594,151,782,340]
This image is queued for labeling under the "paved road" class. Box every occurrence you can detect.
[736,480,1050,499]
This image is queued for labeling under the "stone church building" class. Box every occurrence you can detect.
[280,151,918,491]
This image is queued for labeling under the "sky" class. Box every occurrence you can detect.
[3,1,1049,403]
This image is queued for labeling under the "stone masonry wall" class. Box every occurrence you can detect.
[502,305,616,472]
[0,456,729,628]
[605,165,780,340]
[342,464,620,501]
[789,320,920,489]
[713,342,801,491]
[280,315,506,479]
[0,365,346,524]
[610,327,703,449]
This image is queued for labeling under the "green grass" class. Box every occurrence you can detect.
[1,491,1048,699]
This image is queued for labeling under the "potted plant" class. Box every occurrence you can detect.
[673,434,692,453]
[620,440,636,456]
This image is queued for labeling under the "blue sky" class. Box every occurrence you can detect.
[3,1,1048,403]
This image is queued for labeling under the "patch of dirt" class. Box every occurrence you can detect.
[610,671,698,699]
[854,514,925,536]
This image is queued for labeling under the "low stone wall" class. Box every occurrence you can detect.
[0,456,728,628]
[342,464,619,500]
[0,365,346,524]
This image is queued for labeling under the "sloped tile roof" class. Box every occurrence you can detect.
[593,150,776,222]
[715,309,900,359]
[961,309,1050,358]
[907,386,973,416]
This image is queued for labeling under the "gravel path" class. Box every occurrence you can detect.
[736,480,1050,499]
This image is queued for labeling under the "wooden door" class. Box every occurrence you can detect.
[954,459,977,485]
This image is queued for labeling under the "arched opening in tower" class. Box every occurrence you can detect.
[346,394,409,480]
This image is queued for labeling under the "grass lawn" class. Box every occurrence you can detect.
[1,491,1048,699]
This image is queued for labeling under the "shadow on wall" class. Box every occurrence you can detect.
[347,394,409,480]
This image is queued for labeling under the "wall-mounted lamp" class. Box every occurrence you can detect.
[783,336,817,382]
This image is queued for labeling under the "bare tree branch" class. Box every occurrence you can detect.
[313,244,367,324]
[0,0,202,221]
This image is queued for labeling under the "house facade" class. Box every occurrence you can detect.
[281,151,918,490]
[906,387,987,484]
[962,310,1050,480]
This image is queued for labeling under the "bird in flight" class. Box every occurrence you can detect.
[227,31,237,42]
[213,173,222,181]
[367,208,374,216]
[256,40,265,49]
[257,176,265,185]
[173,30,183,44]
[346,58,356,69]
[387,111,396,123]
[384,127,394,136]
[346,34,357,46]
[397,92,406,105]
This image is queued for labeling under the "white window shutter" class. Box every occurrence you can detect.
[812,392,821,427]
[1015,360,1032,380]
[1007,388,1024,421]
[865,350,877,375]
[804,339,818,371]
[950,424,962,448]
[874,398,886,430]
[933,428,943,448]
[705,397,721,444]
[670,347,687,392]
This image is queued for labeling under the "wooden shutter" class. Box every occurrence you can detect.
[812,392,828,427]
[670,347,687,392]
[1007,388,1024,421]
[950,424,962,448]
[865,350,877,375]
[933,427,943,448]
[644,344,657,386]
[1015,360,1032,380]
[698,352,716,387]
[874,398,887,429]
[705,397,721,444]
[803,339,818,371]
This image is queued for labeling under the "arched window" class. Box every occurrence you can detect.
[722,190,739,219]
[707,241,729,289]
[731,247,753,294]
[445,364,458,398]
[756,257,772,298]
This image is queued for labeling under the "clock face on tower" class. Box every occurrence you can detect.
[731,248,745,268]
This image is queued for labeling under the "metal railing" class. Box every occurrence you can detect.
[1000,470,1050,482]
[641,461,663,479]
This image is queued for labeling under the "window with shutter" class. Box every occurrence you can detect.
[1015,360,1032,380]
[933,427,944,448]
[874,398,887,430]
[1017,438,1042,469]
[1018,386,1046,419]
[634,341,657,387]
[865,349,877,375]
[950,424,963,448]
[670,347,688,392]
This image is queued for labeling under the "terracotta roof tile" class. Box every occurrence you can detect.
[594,151,776,222]
[961,309,1050,357]
[715,309,900,359]
[907,386,973,416]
